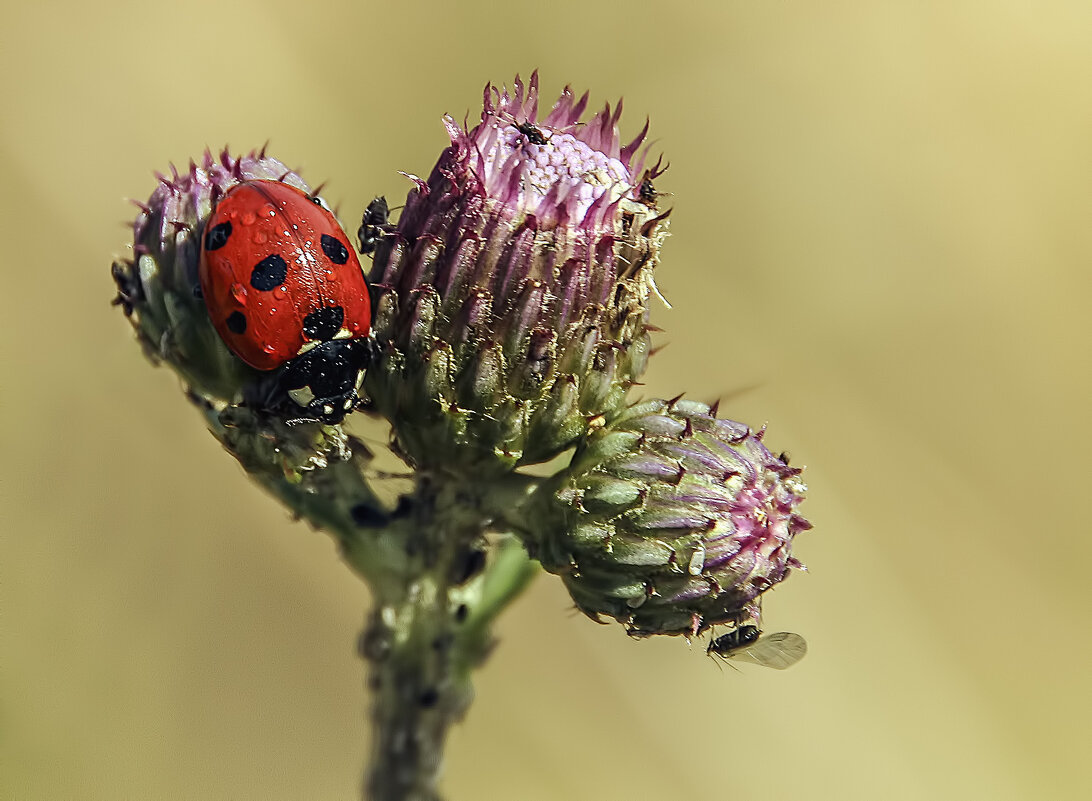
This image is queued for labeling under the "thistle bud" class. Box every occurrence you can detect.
[111,149,366,480]
[111,148,313,403]
[367,73,670,474]
[526,398,811,636]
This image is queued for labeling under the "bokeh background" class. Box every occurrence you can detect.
[4,1,1090,799]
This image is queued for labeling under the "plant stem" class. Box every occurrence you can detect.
[356,474,538,801]
[194,398,542,799]
[361,586,470,801]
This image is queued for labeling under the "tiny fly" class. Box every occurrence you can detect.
[707,625,807,670]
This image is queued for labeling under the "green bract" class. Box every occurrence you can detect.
[526,398,811,636]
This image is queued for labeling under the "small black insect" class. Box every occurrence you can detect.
[638,177,657,206]
[708,624,760,654]
[513,120,549,146]
[707,625,807,670]
[110,260,143,316]
[451,547,487,585]
[358,196,390,256]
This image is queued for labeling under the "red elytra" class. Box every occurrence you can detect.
[199,179,372,371]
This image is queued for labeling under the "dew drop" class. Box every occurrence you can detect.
[263,344,276,354]
[242,211,257,225]
[253,230,269,245]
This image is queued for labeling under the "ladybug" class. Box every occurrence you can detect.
[199,179,374,424]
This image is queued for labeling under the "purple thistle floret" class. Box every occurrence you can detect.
[366,72,670,474]
[530,398,811,637]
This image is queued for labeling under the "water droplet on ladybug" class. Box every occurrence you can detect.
[242,211,257,225]
[253,230,268,245]
[231,283,247,303]
[263,344,276,354]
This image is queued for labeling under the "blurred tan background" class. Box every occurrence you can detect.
[4,1,1090,799]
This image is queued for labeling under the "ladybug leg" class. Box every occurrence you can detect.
[241,369,295,421]
[349,337,384,415]
[361,334,381,367]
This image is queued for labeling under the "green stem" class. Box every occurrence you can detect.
[192,399,541,800]
[361,595,467,801]
[356,474,537,801]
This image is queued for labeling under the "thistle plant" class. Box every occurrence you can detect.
[112,73,810,801]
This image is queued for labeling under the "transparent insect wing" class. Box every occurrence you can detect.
[728,632,807,670]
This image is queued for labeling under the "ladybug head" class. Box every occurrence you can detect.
[266,338,374,425]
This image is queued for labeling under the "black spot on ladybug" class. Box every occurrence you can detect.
[250,254,288,291]
[302,305,345,341]
[204,221,232,251]
[226,311,247,334]
[321,234,350,265]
